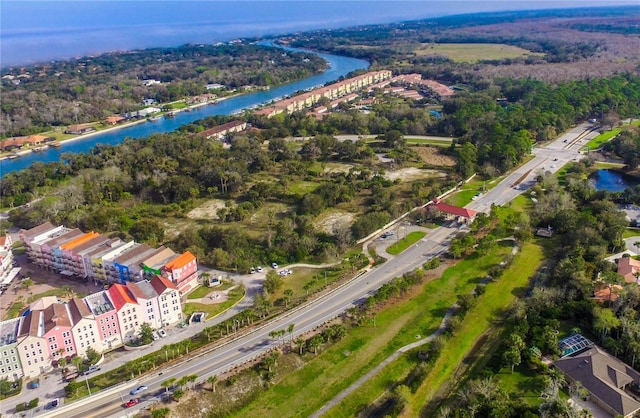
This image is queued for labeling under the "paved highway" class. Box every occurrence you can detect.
[37,123,597,418]
[467,123,597,213]
[39,225,459,418]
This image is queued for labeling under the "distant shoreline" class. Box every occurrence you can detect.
[0,96,236,162]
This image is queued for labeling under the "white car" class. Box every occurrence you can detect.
[152,332,160,341]
[256,266,263,273]
[272,262,279,269]
[158,329,167,338]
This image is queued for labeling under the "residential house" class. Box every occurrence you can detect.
[161,251,198,294]
[104,115,125,125]
[150,275,182,327]
[617,257,640,284]
[553,346,640,418]
[84,291,122,351]
[42,302,76,361]
[20,223,64,265]
[108,284,142,343]
[0,317,24,381]
[64,124,96,135]
[68,298,100,358]
[16,311,51,379]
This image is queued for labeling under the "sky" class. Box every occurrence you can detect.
[1,1,638,67]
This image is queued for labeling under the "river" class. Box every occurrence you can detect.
[1,44,369,175]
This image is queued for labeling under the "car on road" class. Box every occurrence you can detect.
[44,398,60,410]
[125,398,139,408]
[84,365,101,375]
[256,266,263,273]
[152,331,160,341]
[27,379,39,389]
[271,262,278,269]
[130,385,148,395]
[158,329,167,338]
[250,267,256,274]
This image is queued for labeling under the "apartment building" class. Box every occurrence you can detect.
[161,251,198,294]
[68,298,101,358]
[16,311,50,379]
[0,317,23,381]
[84,291,122,351]
[127,280,162,329]
[108,284,143,342]
[150,275,182,327]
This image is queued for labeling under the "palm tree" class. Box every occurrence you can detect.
[207,375,218,393]
[309,334,324,355]
[186,374,197,390]
[161,377,177,394]
[177,376,189,391]
[283,288,294,308]
[57,356,68,373]
[295,337,306,355]
[330,324,346,340]
[287,323,295,347]
[71,355,83,372]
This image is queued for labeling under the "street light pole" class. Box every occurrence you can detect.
[85,373,92,396]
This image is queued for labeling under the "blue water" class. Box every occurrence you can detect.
[1,44,368,175]
[590,169,637,192]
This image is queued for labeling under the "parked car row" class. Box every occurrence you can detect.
[249,263,280,273]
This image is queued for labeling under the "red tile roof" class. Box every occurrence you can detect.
[617,257,640,284]
[108,283,138,311]
[150,275,177,294]
[431,198,477,218]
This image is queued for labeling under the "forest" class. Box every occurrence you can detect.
[0,43,326,138]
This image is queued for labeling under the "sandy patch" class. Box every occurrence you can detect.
[414,146,457,166]
[383,167,445,181]
[315,210,355,235]
[187,199,227,220]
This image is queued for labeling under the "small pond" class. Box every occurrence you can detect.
[590,169,639,192]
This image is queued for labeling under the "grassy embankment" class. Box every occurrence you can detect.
[234,240,517,417]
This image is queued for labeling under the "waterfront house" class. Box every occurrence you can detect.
[64,124,96,135]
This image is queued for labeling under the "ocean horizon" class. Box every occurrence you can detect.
[2,0,636,68]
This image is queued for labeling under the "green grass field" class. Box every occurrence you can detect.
[3,302,24,320]
[407,241,543,415]
[186,282,234,299]
[586,129,621,150]
[387,231,427,255]
[414,43,544,63]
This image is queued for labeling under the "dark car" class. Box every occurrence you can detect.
[44,398,59,410]
[27,379,39,389]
